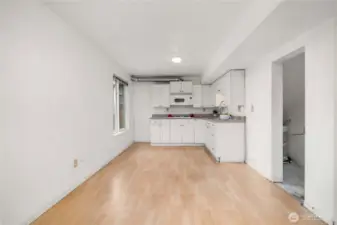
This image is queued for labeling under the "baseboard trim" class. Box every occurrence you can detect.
[303,201,333,225]
[29,141,134,225]
[204,146,220,163]
[151,143,205,147]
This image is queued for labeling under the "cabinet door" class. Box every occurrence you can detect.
[202,86,210,107]
[181,81,193,93]
[152,84,170,108]
[194,119,205,143]
[214,77,224,95]
[229,71,245,114]
[202,85,215,108]
[182,120,194,143]
[170,120,182,143]
[209,123,216,154]
[161,85,170,107]
[223,74,230,99]
[205,122,211,148]
[161,120,170,143]
[150,120,162,143]
[193,85,202,107]
[216,123,245,162]
[170,82,182,93]
[151,85,161,107]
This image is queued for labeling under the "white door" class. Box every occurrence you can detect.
[181,81,193,93]
[194,119,205,143]
[170,82,182,93]
[193,85,202,107]
[182,120,194,143]
[150,120,161,143]
[170,120,182,143]
[161,120,170,143]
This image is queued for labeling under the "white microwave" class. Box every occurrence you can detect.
[170,95,193,106]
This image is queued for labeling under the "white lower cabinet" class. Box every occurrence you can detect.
[150,120,170,144]
[161,120,170,143]
[205,121,245,162]
[150,119,245,163]
[170,119,194,144]
[169,120,182,143]
[150,120,161,143]
[182,120,194,143]
[194,119,205,144]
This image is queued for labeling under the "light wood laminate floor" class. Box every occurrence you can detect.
[32,143,324,225]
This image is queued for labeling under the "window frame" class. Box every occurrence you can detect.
[113,75,129,135]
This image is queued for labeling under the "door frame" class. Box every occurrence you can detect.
[270,47,305,183]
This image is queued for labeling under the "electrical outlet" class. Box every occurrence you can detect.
[73,159,78,168]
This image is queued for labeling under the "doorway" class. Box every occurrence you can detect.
[271,49,305,202]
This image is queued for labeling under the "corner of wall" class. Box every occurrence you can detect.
[334,16,337,223]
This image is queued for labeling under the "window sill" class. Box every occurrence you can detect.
[112,129,128,137]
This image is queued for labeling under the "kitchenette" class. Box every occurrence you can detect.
[146,70,246,163]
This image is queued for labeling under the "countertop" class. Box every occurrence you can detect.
[149,115,245,123]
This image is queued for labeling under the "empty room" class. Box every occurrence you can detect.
[1,0,337,225]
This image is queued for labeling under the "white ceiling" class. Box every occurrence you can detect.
[46,0,336,80]
[204,0,337,82]
[47,0,248,76]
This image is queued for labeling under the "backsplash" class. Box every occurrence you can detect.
[153,106,214,115]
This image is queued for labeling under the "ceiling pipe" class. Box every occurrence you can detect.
[131,75,184,83]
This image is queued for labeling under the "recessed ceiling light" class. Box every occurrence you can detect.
[172,57,182,64]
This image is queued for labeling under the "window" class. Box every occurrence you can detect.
[113,75,128,134]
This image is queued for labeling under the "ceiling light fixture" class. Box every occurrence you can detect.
[172,57,182,64]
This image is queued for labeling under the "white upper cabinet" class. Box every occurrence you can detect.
[181,81,193,93]
[213,70,245,115]
[202,85,216,108]
[152,84,170,108]
[193,85,202,107]
[170,81,193,94]
[192,85,216,108]
[229,71,245,112]
[170,82,182,93]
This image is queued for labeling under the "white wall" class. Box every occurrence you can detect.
[283,53,305,167]
[0,1,133,224]
[245,19,336,224]
[132,82,212,142]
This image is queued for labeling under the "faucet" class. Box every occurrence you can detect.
[218,101,228,115]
